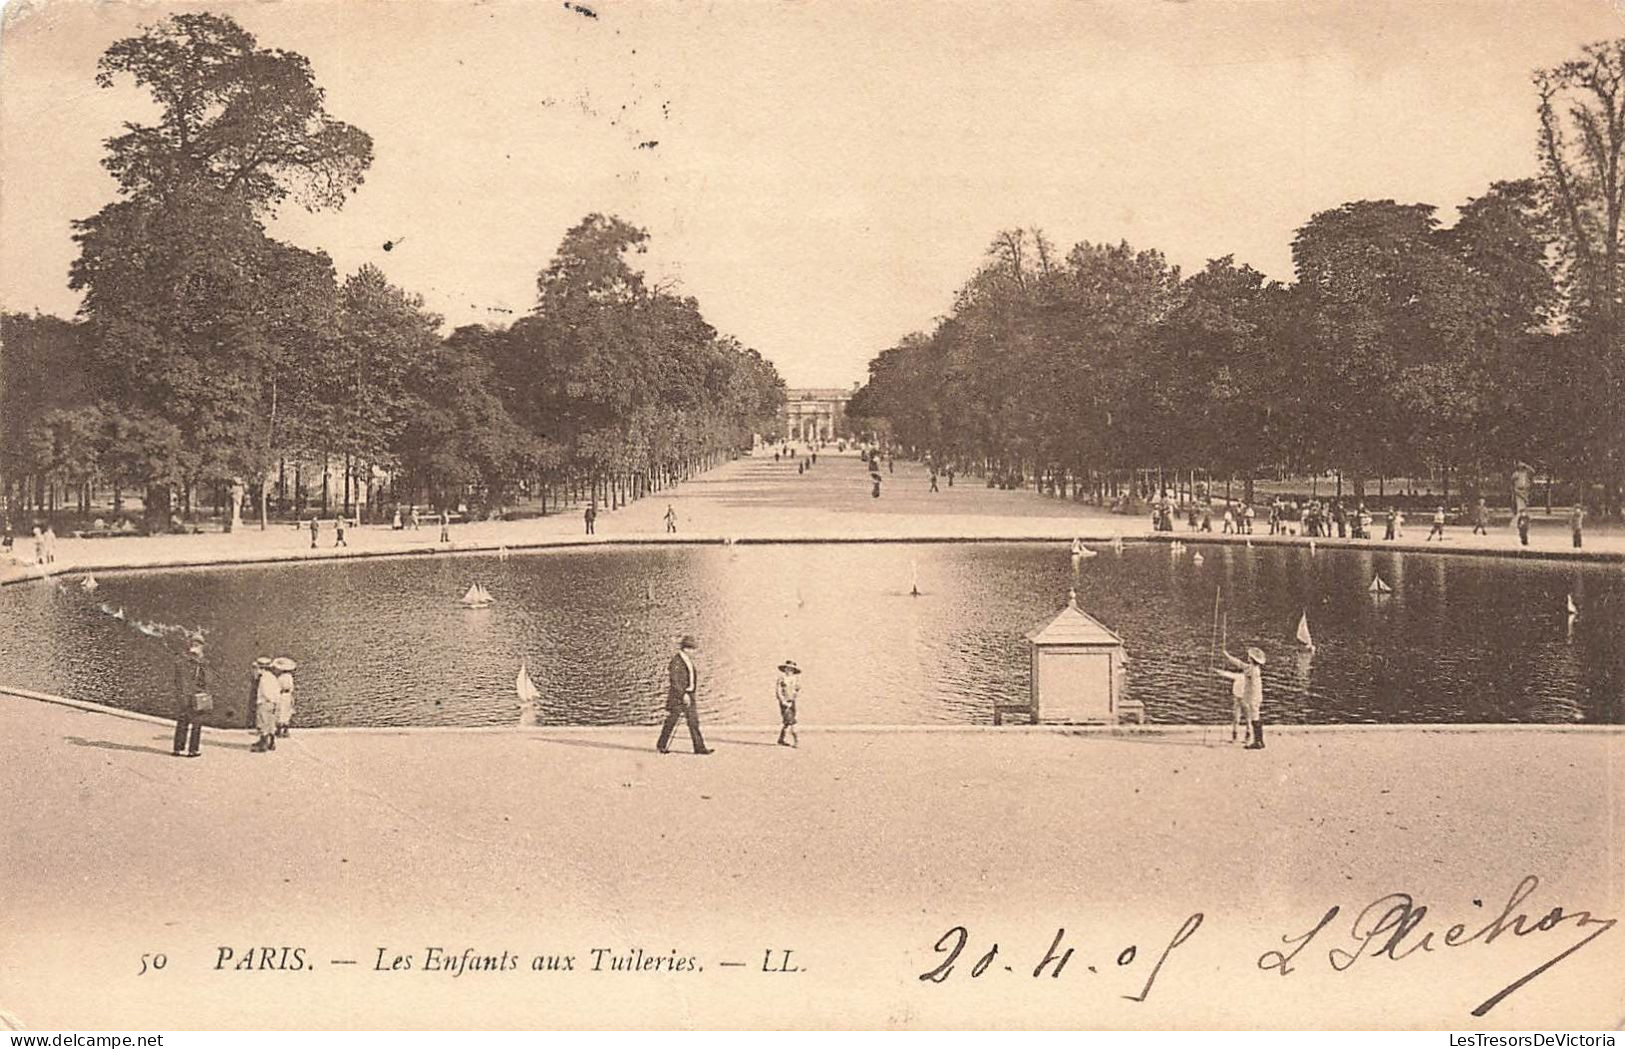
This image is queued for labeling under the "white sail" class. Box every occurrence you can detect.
[81,574,98,592]
[1192,552,1204,564]
[1297,613,1314,648]
[477,583,494,603]
[112,606,125,620]
[516,661,541,703]
[1567,593,1578,616]
[1368,575,1392,594]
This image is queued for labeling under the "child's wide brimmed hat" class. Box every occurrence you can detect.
[1246,646,1267,666]
[778,660,801,674]
[254,656,274,668]
[271,656,298,673]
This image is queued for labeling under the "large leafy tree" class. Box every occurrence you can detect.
[1536,41,1625,510]
[66,12,370,527]
[93,11,372,214]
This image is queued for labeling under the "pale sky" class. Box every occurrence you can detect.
[2,0,1621,387]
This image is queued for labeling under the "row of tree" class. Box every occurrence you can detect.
[850,40,1625,514]
[0,13,784,530]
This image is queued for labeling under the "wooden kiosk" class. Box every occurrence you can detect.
[996,589,1140,725]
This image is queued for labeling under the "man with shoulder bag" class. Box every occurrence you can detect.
[173,640,210,758]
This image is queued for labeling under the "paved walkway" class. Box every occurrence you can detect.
[5,451,1622,586]
[1,699,1619,1029]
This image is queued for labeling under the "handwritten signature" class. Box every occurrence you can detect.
[1259,874,1616,1016]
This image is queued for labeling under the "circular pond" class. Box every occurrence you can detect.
[0,542,1619,727]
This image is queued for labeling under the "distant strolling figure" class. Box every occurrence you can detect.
[392,507,403,530]
[272,657,297,737]
[31,527,44,565]
[1472,497,1489,536]
[1517,509,1531,547]
[439,510,450,543]
[42,525,56,564]
[309,517,319,549]
[410,506,421,530]
[1426,507,1445,542]
[1222,506,1234,534]
[251,656,280,752]
[929,470,939,493]
[1570,503,1585,549]
[664,505,677,533]
[871,477,881,499]
[171,640,210,758]
[1215,645,1267,750]
[1384,508,1397,541]
[584,502,597,535]
[657,635,711,755]
[775,659,802,747]
[334,518,347,547]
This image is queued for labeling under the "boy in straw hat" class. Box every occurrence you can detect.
[1215,645,1268,749]
[775,660,802,748]
[251,657,280,752]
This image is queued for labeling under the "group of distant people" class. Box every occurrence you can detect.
[1141,492,1589,548]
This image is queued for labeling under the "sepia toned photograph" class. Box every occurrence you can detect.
[0,0,1621,1032]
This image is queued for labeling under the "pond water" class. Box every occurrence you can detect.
[0,542,1619,727]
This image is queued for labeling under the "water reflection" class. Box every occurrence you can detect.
[0,543,1620,727]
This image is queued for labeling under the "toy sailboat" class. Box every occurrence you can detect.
[1567,593,1578,617]
[460,582,494,608]
[1192,552,1204,564]
[516,661,541,704]
[81,574,98,592]
[1296,612,1315,649]
[1368,575,1393,594]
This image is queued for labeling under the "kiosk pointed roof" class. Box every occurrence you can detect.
[1025,589,1124,646]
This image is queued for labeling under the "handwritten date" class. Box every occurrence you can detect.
[919,913,1203,1002]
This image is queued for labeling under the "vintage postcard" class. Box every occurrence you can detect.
[1,0,1621,1032]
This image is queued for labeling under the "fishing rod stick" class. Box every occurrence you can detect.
[1209,585,1221,670]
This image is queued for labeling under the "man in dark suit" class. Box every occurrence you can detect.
[657,635,712,754]
[172,641,209,758]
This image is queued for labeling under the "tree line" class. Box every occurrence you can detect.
[849,40,1625,515]
[0,13,784,531]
